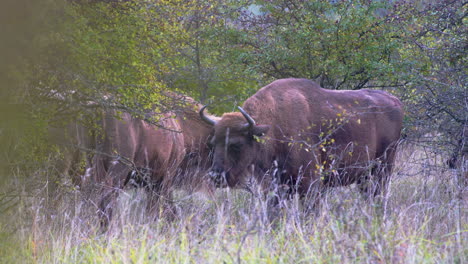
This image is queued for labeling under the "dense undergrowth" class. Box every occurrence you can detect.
[0,144,466,264]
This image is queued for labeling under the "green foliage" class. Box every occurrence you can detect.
[49,1,173,113]
[0,225,33,264]
[224,0,407,90]
[392,1,466,149]
[157,0,259,112]
[0,0,73,182]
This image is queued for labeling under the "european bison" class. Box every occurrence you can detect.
[200,78,403,205]
[92,94,214,226]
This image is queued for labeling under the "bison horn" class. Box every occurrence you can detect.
[238,106,256,127]
[199,105,217,126]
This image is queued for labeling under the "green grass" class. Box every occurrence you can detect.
[1,144,466,263]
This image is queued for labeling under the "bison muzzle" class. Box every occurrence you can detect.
[200,78,404,206]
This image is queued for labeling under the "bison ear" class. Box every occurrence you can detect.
[251,125,270,137]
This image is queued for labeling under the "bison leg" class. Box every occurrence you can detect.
[358,161,391,200]
[361,141,398,197]
[98,188,119,230]
[145,183,176,222]
[295,169,324,214]
[375,145,397,199]
[96,162,130,230]
[301,185,323,216]
[260,173,292,224]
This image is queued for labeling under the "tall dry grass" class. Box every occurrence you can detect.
[0,143,466,263]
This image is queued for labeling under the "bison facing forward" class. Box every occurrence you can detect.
[201,78,403,204]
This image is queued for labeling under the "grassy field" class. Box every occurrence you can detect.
[1,143,466,263]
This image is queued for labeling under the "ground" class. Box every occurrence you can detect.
[0,143,466,263]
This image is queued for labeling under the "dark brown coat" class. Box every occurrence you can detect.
[93,95,213,225]
[202,78,403,198]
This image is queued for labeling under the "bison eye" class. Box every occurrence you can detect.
[229,143,242,153]
[207,137,216,148]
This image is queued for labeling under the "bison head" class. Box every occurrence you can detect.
[200,106,269,188]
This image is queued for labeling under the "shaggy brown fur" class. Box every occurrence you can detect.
[203,78,403,201]
[91,94,214,227]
